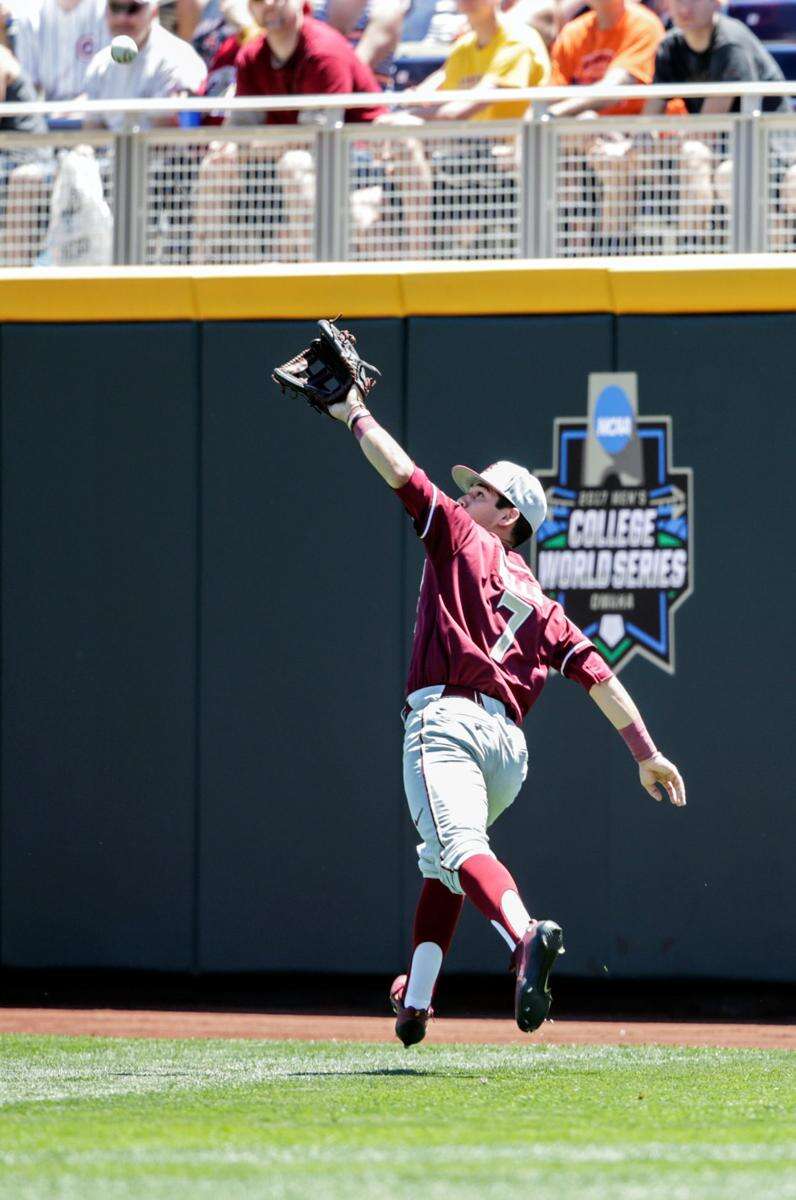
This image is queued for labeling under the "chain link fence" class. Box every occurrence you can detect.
[549,118,735,257]
[761,118,796,252]
[142,127,319,266]
[341,123,523,261]
[1,102,796,265]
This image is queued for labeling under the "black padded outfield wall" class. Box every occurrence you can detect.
[1,323,198,969]
[198,320,407,974]
[1,314,794,981]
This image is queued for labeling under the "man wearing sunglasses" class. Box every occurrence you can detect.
[82,0,207,128]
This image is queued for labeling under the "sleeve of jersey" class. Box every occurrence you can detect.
[395,466,473,557]
[543,602,613,689]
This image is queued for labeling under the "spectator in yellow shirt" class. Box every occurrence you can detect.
[407,0,550,122]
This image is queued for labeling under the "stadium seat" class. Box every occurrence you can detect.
[728,0,796,42]
[766,41,796,79]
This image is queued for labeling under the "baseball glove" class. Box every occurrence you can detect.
[272,319,380,418]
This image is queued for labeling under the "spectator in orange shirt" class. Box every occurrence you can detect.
[549,0,664,117]
[547,0,666,252]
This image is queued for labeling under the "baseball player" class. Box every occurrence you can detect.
[274,324,686,1048]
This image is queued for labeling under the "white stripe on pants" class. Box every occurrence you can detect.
[402,693,528,895]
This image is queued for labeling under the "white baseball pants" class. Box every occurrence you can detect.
[402,687,529,895]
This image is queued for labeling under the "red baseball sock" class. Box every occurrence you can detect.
[459,853,532,950]
[413,878,464,953]
[403,879,463,1010]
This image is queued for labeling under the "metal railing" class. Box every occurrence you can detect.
[0,82,793,266]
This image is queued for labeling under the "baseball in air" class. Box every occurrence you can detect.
[110,35,138,64]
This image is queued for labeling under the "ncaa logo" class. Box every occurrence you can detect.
[533,373,694,676]
[593,385,634,455]
[76,34,98,61]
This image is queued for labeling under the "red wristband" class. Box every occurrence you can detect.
[352,413,377,441]
[620,719,657,763]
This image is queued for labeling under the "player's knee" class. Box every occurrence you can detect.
[417,838,466,895]
[440,831,492,875]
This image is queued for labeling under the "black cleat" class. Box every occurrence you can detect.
[512,919,565,1033]
[389,973,432,1047]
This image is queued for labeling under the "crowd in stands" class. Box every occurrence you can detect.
[0,0,793,262]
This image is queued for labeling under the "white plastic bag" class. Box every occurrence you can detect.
[45,146,113,267]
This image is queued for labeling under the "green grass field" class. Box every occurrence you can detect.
[0,1035,793,1199]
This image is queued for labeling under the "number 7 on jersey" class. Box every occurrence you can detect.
[490,591,534,663]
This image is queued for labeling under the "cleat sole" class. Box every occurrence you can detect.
[516,921,565,1034]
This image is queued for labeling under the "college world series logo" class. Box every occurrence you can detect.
[532,374,693,674]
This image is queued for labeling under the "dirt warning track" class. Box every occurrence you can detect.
[0,1009,792,1048]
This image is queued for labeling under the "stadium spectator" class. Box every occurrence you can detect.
[231,0,384,122]
[0,43,51,266]
[391,0,557,87]
[14,0,108,103]
[546,0,665,252]
[404,0,550,117]
[646,0,793,245]
[192,0,384,262]
[548,0,664,118]
[651,0,789,113]
[81,0,207,130]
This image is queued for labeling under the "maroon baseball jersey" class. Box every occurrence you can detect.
[234,18,385,124]
[398,467,613,724]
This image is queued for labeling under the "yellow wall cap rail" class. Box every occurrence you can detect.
[1,256,795,322]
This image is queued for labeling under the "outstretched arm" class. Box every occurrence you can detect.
[589,675,686,808]
[328,386,414,489]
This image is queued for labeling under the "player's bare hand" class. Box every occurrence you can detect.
[328,385,367,424]
[639,753,686,807]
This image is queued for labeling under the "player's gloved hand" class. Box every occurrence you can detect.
[272,319,380,418]
[639,753,686,807]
